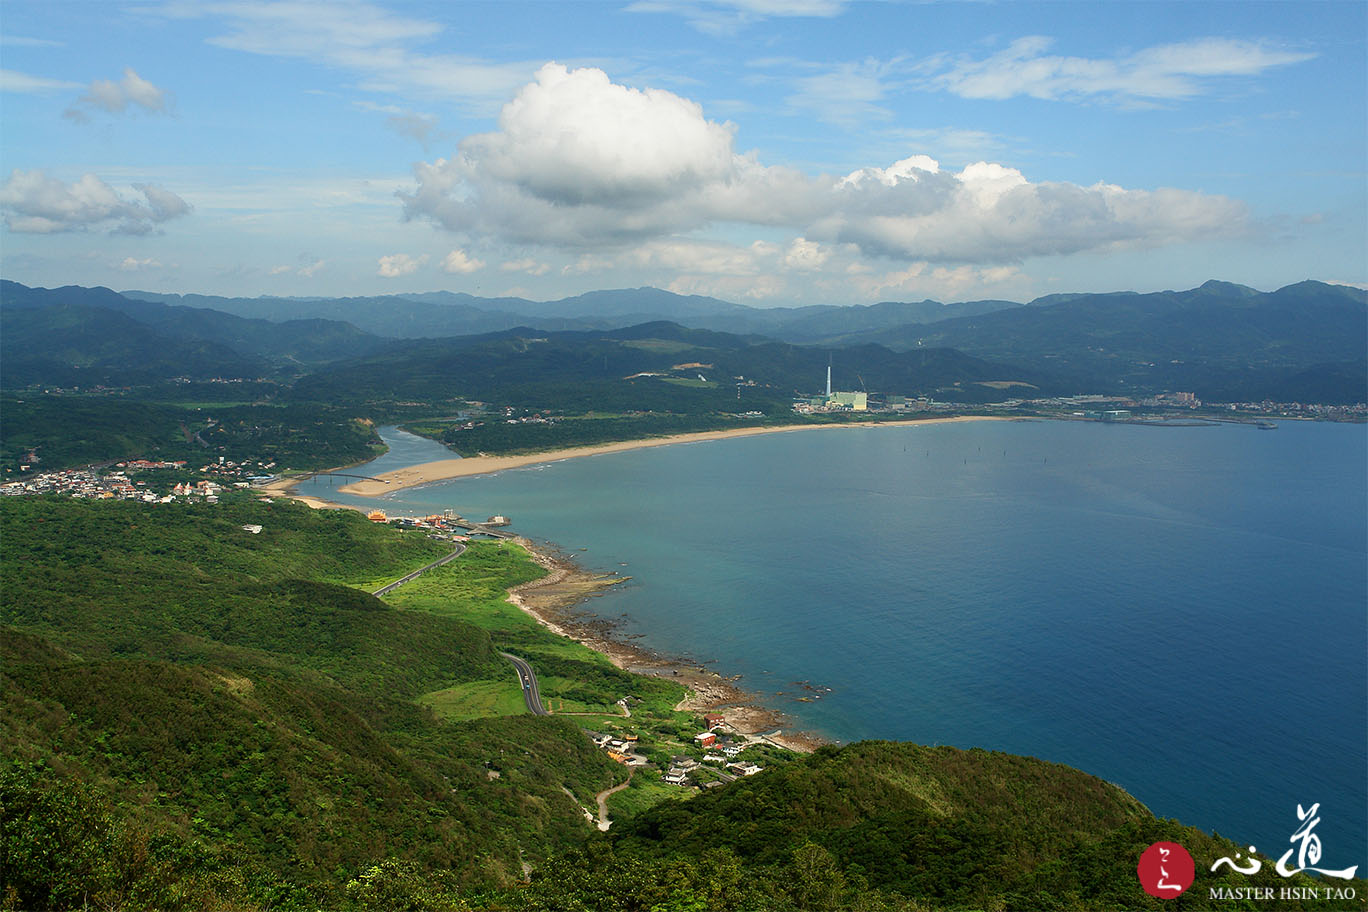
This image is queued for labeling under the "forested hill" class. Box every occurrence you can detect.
[5,278,1365,402]
[826,280,1368,402]
[288,321,1045,411]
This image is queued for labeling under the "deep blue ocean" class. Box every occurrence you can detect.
[296,419,1368,867]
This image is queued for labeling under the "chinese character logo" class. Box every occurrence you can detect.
[1211,803,1360,880]
[1138,842,1195,898]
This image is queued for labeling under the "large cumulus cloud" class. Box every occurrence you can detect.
[400,63,1247,264]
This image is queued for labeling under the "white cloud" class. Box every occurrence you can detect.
[157,1,536,111]
[816,160,1247,262]
[933,36,1315,104]
[377,252,428,277]
[667,272,786,300]
[783,237,830,271]
[0,170,192,234]
[441,249,484,274]
[849,263,1025,301]
[501,257,550,276]
[64,68,169,121]
[0,35,65,48]
[0,69,81,94]
[400,63,800,246]
[401,65,1249,267]
[627,0,846,35]
[118,256,163,271]
[271,257,326,277]
[469,63,736,205]
[787,59,896,125]
[135,182,192,220]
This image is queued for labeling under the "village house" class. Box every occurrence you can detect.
[662,768,691,786]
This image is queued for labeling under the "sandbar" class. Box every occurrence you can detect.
[337,415,1012,497]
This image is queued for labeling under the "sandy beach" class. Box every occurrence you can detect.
[337,415,1011,496]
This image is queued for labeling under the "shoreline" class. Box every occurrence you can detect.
[262,416,1017,753]
[502,535,828,754]
[336,415,1015,496]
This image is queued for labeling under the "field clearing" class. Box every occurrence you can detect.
[418,678,526,721]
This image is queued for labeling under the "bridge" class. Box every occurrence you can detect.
[303,471,390,484]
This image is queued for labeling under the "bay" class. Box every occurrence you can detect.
[296,418,1368,867]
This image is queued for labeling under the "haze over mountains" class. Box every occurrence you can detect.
[118,284,1025,342]
[2,278,1364,403]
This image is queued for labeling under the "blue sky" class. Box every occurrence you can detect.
[2,0,1364,306]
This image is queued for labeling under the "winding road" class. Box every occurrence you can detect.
[371,543,466,597]
[500,652,548,715]
[373,548,550,718]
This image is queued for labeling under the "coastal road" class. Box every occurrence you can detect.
[372,543,466,597]
[501,652,549,715]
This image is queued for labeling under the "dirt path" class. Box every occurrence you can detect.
[562,786,595,826]
[595,771,633,831]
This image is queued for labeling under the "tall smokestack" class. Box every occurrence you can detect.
[826,355,832,398]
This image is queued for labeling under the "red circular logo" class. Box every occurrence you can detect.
[1137,841,1194,898]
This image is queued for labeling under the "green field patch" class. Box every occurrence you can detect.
[607,770,694,822]
[382,541,654,667]
[418,678,527,721]
[535,675,620,714]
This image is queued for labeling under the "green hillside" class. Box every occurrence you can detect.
[0,395,385,474]
[0,498,622,908]
[0,302,269,388]
[831,280,1368,402]
[0,281,385,371]
[3,497,1363,911]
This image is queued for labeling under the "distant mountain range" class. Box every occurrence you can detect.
[0,280,381,387]
[119,284,1026,342]
[2,278,1364,403]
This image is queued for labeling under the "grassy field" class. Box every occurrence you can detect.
[381,540,685,714]
[607,770,695,821]
[418,678,527,721]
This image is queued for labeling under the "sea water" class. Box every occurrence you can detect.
[296,419,1368,866]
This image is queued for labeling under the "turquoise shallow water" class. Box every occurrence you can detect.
[296,419,1368,866]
